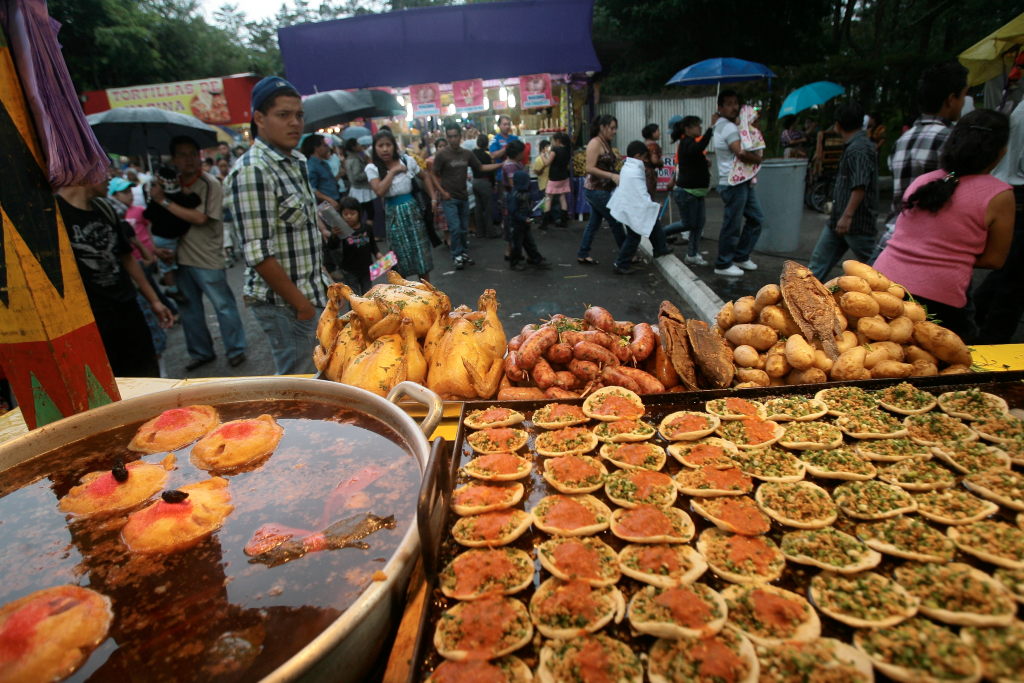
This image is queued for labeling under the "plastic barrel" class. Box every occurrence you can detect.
[754,158,808,253]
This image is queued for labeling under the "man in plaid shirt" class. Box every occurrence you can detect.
[870,62,969,262]
[225,77,330,375]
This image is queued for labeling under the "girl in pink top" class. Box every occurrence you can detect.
[874,110,1014,341]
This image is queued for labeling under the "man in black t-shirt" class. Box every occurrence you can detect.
[57,181,173,378]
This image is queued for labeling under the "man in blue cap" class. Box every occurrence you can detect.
[224,76,330,375]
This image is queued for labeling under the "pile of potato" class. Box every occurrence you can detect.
[715,260,975,388]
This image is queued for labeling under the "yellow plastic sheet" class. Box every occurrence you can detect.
[971,344,1024,372]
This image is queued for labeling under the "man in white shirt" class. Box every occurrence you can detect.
[712,90,765,276]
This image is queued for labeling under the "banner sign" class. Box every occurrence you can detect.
[520,73,553,109]
[452,79,486,113]
[105,78,231,124]
[409,83,441,117]
[656,155,676,192]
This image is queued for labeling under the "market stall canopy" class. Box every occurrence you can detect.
[86,108,220,156]
[778,81,845,117]
[666,58,776,86]
[301,90,405,133]
[278,0,601,94]
[959,12,1024,86]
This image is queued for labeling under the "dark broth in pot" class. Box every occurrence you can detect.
[0,399,419,682]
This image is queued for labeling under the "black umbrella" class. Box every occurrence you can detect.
[302,89,406,133]
[86,108,221,156]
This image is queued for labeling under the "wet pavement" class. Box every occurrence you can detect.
[161,220,697,380]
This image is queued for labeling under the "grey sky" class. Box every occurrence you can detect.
[201,0,281,23]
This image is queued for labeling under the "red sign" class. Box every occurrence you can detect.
[452,79,486,113]
[520,73,553,109]
[656,156,676,192]
[409,83,441,117]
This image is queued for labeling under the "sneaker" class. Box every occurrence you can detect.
[454,258,465,270]
[714,264,744,276]
[735,259,758,271]
[529,259,552,269]
[653,247,675,258]
[613,265,635,275]
[462,255,476,265]
[684,254,709,267]
[679,234,690,244]
[510,262,526,272]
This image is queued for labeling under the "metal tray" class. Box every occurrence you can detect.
[408,372,1024,683]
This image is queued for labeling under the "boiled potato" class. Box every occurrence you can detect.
[733,345,759,368]
[910,359,938,376]
[754,284,782,312]
[812,349,834,374]
[875,341,904,362]
[736,367,770,387]
[712,324,726,338]
[863,344,890,369]
[836,330,859,354]
[787,367,828,385]
[784,334,815,370]
[716,301,736,331]
[870,291,905,319]
[903,300,927,323]
[724,324,778,351]
[843,260,891,291]
[831,346,869,381]
[887,284,906,299]
[857,316,891,341]
[734,381,761,389]
[840,291,880,319]
[758,305,788,332]
[939,364,974,375]
[733,296,757,324]
[888,316,914,344]
[755,353,767,371]
[912,321,973,367]
[823,277,840,289]
[837,276,872,295]
[904,345,938,365]
[834,306,848,332]
[871,360,913,379]
[765,354,791,379]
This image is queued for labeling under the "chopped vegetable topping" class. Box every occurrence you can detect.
[856,515,956,560]
[874,382,936,411]
[856,618,978,680]
[834,480,915,516]
[729,447,804,479]
[781,527,874,568]
[758,482,836,523]
[811,572,916,622]
[801,448,877,477]
[894,563,1015,617]
[818,386,878,414]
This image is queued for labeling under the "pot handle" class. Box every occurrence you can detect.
[387,381,444,437]
[417,437,450,582]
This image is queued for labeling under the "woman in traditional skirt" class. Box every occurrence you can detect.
[366,130,436,283]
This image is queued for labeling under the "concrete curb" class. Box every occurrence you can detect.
[638,239,725,325]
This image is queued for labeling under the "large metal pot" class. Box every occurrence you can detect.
[0,378,444,683]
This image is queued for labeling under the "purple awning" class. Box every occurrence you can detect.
[278,0,601,94]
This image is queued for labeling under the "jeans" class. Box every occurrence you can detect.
[578,189,626,260]
[250,302,323,375]
[472,179,495,237]
[807,227,877,282]
[649,220,669,257]
[509,219,544,265]
[974,185,1024,344]
[716,181,764,268]
[341,268,373,296]
[665,188,706,257]
[140,261,178,314]
[442,197,470,260]
[615,228,643,269]
[151,234,179,274]
[176,265,247,362]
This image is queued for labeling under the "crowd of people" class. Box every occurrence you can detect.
[55,64,1024,384]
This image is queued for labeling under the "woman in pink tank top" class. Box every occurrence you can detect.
[874,110,1014,341]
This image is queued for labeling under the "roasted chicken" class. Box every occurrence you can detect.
[340,317,425,396]
[335,271,446,339]
[314,312,367,382]
[426,290,506,400]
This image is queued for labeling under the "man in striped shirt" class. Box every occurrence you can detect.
[869,62,968,263]
[225,77,330,375]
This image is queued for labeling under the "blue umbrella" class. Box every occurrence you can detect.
[779,81,845,117]
[666,58,776,87]
[341,126,371,140]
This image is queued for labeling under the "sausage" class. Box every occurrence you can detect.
[615,366,666,394]
[507,335,524,352]
[504,351,526,382]
[578,329,618,348]
[600,366,642,393]
[517,326,557,370]
[573,341,619,366]
[560,330,586,347]
[498,387,545,400]
[546,342,574,364]
[568,358,600,382]
[628,323,657,362]
[521,324,541,340]
[532,358,557,389]
[553,371,578,391]
[544,387,578,399]
[613,320,635,337]
[584,306,617,333]
[611,339,632,363]
[654,343,680,388]
[499,374,512,391]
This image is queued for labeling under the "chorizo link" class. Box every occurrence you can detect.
[584,306,617,333]
[532,358,557,389]
[517,326,557,370]
[552,371,577,391]
[544,387,578,399]
[568,358,600,382]
[573,341,618,366]
[545,342,574,364]
[628,323,656,362]
[507,335,524,352]
[599,366,642,393]
[613,320,636,337]
[498,387,545,400]
[504,351,526,382]
[615,366,666,394]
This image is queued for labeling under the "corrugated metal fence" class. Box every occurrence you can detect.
[595,96,717,157]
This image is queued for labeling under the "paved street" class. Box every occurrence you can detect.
[161,220,697,380]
